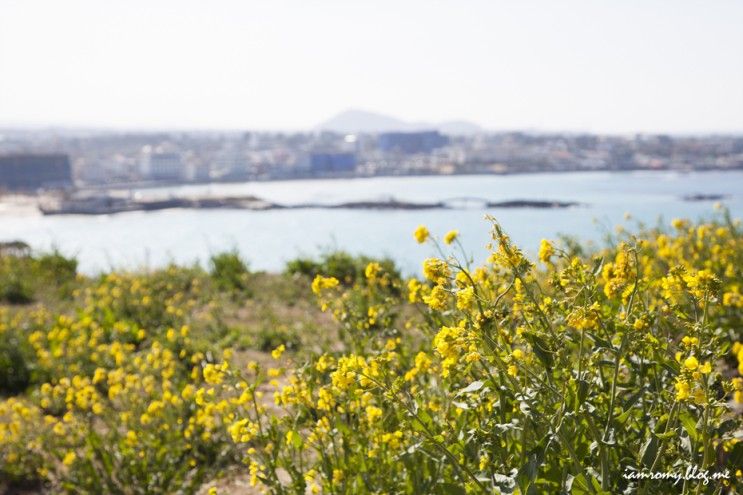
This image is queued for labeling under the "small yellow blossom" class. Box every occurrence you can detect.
[271,344,286,360]
[423,285,448,310]
[364,262,381,280]
[456,286,475,310]
[683,356,699,371]
[414,225,430,243]
[62,451,76,466]
[444,230,459,245]
[365,405,383,424]
[311,275,339,295]
[538,239,555,263]
[422,258,451,285]
[407,278,422,303]
[675,379,691,400]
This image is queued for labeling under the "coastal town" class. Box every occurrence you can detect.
[1,116,742,193]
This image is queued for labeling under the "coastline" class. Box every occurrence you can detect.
[77,165,743,193]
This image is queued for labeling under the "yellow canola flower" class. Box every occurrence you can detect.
[229,418,258,443]
[379,430,404,449]
[423,285,448,311]
[422,258,451,284]
[414,225,430,244]
[125,430,137,447]
[538,239,555,263]
[365,405,383,424]
[271,344,286,360]
[733,379,743,404]
[285,430,300,446]
[404,352,432,381]
[364,262,381,280]
[203,362,228,385]
[407,278,422,303]
[632,318,647,331]
[311,275,339,295]
[62,451,76,466]
[92,367,106,384]
[315,354,334,373]
[671,218,689,230]
[443,230,459,245]
[675,380,691,400]
[455,286,475,311]
[683,356,699,371]
[333,469,344,483]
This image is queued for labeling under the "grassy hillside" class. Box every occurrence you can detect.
[1,211,742,494]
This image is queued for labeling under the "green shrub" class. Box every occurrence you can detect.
[252,324,302,353]
[0,334,31,395]
[35,250,77,282]
[0,273,33,304]
[285,250,400,286]
[209,251,251,293]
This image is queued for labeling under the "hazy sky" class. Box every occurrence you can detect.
[1,0,742,133]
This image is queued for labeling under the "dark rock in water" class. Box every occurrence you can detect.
[682,194,727,202]
[40,192,580,214]
[40,195,138,215]
[138,198,189,210]
[486,199,580,209]
[40,194,277,214]
[329,200,445,210]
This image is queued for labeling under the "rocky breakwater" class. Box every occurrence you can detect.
[38,192,582,215]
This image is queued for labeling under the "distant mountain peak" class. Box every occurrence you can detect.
[317,109,483,135]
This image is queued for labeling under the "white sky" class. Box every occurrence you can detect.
[1,0,742,133]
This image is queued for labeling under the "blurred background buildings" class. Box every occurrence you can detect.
[1,114,741,192]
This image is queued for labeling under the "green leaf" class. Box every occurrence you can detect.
[656,431,676,440]
[416,408,433,427]
[291,430,303,449]
[566,474,590,494]
[436,482,466,495]
[516,438,546,494]
[566,474,609,495]
[587,332,612,350]
[679,410,699,443]
[577,378,590,406]
[640,435,658,467]
[615,409,631,425]
[524,332,554,370]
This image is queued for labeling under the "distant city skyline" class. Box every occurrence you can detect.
[1,0,742,134]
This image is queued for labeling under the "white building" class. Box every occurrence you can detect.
[140,149,184,181]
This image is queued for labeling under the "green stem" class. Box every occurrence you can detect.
[603,335,627,442]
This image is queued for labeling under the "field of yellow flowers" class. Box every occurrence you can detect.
[1,211,743,494]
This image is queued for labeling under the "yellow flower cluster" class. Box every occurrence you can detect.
[273,215,743,493]
[311,275,339,295]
